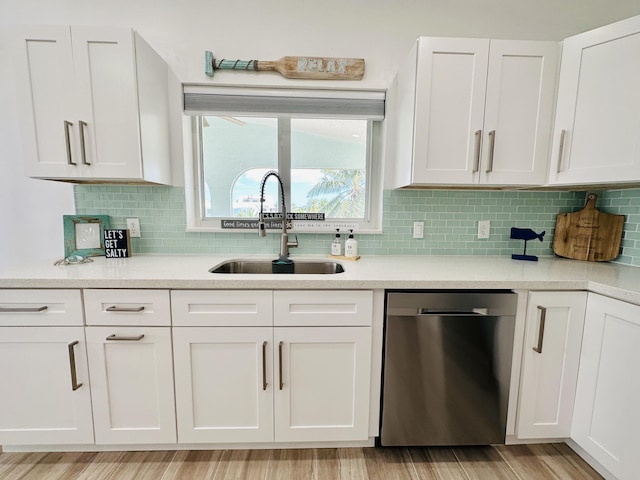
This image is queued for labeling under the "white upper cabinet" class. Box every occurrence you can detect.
[387,37,558,187]
[481,41,558,185]
[549,15,640,186]
[14,26,172,184]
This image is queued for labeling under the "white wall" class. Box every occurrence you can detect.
[3,0,639,88]
[1,0,639,267]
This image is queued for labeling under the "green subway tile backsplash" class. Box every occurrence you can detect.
[74,186,640,266]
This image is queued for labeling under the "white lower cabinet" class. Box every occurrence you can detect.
[0,327,94,445]
[173,327,274,443]
[84,289,176,445]
[274,326,371,442]
[0,289,93,445]
[572,293,640,480]
[171,289,373,444]
[86,326,176,444]
[516,291,586,439]
[0,287,371,448]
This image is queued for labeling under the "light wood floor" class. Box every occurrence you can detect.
[0,444,603,480]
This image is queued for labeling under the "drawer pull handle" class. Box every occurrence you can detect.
[533,306,547,354]
[556,130,566,173]
[106,306,145,312]
[68,341,83,391]
[106,334,145,341]
[278,341,284,390]
[79,120,90,165]
[64,120,76,165]
[262,341,268,391]
[486,130,496,173]
[473,130,482,173]
[0,306,48,313]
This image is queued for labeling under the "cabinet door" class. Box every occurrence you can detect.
[0,327,93,445]
[572,294,640,480]
[274,326,371,442]
[481,41,558,185]
[550,15,640,185]
[86,326,176,444]
[173,327,273,443]
[412,37,489,184]
[71,27,142,180]
[517,291,586,439]
[14,26,79,178]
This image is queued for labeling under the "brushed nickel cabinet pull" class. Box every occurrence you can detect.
[0,306,47,313]
[486,130,496,173]
[262,341,268,391]
[106,306,145,312]
[278,341,284,390]
[64,121,76,165]
[556,130,566,173]
[533,306,547,354]
[79,121,90,165]
[473,130,482,173]
[106,334,145,341]
[68,341,83,391]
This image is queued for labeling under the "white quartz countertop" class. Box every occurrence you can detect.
[1,254,639,305]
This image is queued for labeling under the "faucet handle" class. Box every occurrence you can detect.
[288,234,298,248]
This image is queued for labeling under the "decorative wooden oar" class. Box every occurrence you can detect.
[205,51,365,80]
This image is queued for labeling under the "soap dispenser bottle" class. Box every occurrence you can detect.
[345,229,358,258]
[331,229,342,256]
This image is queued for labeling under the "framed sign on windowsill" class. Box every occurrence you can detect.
[63,215,111,258]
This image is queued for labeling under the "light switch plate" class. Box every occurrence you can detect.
[413,221,424,239]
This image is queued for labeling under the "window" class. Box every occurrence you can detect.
[184,87,384,233]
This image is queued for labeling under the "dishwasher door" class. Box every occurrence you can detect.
[380,291,517,446]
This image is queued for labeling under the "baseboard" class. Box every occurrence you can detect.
[565,439,618,480]
[1,438,376,453]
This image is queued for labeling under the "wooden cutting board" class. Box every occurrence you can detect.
[553,194,624,261]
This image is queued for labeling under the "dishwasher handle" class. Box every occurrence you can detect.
[387,308,489,317]
[419,308,488,315]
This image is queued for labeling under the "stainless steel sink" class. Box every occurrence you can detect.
[209,259,345,274]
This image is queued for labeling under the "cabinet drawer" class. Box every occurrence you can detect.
[84,289,170,326]
[171,290,272,327]
[0,289,83,326]
[274,290,373,327]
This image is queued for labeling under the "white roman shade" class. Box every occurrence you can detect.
[183,85,385,120]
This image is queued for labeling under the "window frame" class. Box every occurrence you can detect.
[184,112,384,234]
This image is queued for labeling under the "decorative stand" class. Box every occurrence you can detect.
[510,227,545,261]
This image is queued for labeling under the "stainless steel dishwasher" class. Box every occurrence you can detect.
[380,290,517,446]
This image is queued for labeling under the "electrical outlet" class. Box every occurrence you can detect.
[478,220,490,239]
[126,218,141,238]
[413,221,424,239]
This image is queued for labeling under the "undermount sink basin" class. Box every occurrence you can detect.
[209,259,345,274]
